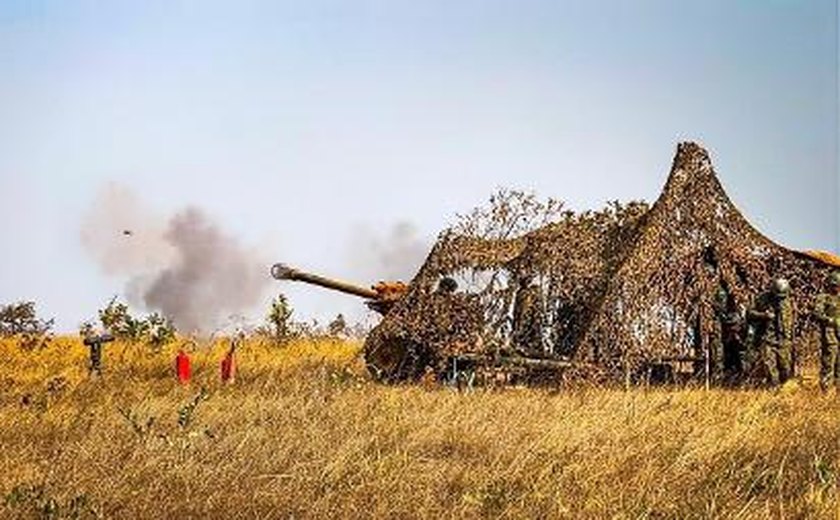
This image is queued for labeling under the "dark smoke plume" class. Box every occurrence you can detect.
[81,183,269,332]
[142,208,268,332]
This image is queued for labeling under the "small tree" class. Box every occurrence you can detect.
[267,294,294,343]
[328,313,348,338]
[0,301,53,335]
[98,299,150,343]
[454,189,565,241]
[98,299,132,339]
[0,301,53,350]
[147,312,177,351]
[95,298,176,349]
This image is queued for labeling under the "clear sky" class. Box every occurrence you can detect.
[1,1,838,332]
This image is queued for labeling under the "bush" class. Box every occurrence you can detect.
[98,299,148,342]
[93,298,176,349]
[328,313,348,338]
[0,301,53,350]
[147,312,177,351]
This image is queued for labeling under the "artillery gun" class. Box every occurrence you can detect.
[270,263,407,315]
[269,144,840,388]
[270,263,576,385]
[270,263,427,381]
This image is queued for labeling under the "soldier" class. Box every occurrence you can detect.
[428,275,482,381]
[813,271,840,391]
[710,286,745,382]
[83,332,115,377]
[512,274,543,354]
[709,287,729,380]
[747,278,795,387]
[709,286,729,381]
[431,276,462,344]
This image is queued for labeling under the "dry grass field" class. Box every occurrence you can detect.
[0,336,837,519]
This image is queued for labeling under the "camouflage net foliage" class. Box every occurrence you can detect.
[365,142,837,382]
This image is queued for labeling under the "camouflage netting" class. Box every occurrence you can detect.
[364,142,838,382]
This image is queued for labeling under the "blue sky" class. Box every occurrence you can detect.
[1,1,837,331]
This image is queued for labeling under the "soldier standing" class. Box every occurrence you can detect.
[83,332,115,377]
[747,278,795,387]
[709,287,728,380]
[512,274,543,354]
[813,271,840,391]
[711,287,744,382]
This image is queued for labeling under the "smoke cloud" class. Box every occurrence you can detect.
[349,221,430,283]
[79,183,174,275]
[142,208,267,332]
[81,183,269,332]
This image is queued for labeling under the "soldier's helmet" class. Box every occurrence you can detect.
[438,277,458,294]
[829,271,840,288]
[714,287,728,307]
[771,278,790,298]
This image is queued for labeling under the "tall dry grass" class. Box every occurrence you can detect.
[0,336,837,519]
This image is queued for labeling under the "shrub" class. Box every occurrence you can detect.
[0,301,53,350]
[93,298,176,349]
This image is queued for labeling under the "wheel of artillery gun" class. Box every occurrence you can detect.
[363,327,437,383]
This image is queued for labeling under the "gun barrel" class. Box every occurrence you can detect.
[271,263,378,300]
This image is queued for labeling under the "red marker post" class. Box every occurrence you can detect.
[176,350,191,384]
[221,344,236,384]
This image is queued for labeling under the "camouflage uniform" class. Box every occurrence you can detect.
[747,280,795,386]
[88,342,103,376]
[512,278,543,354]
[711,288,743,381]
[83,332,114,377]
[813,273,840,390]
